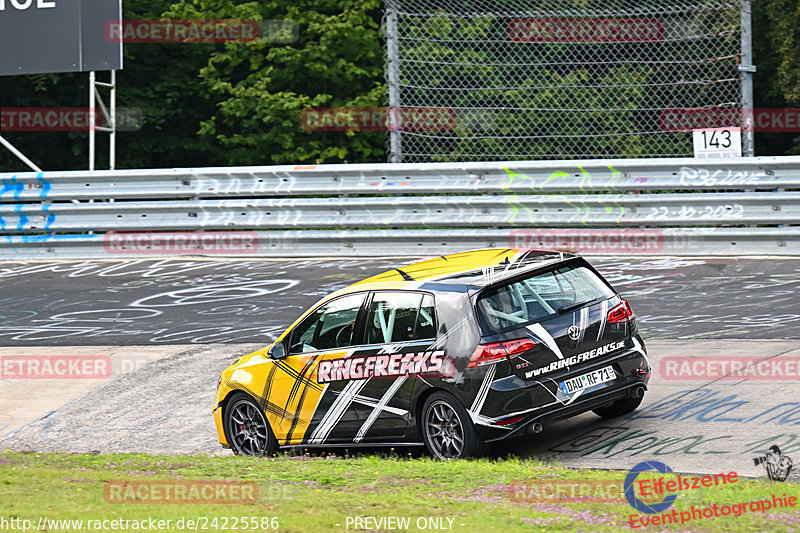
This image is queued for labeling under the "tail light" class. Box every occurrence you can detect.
[468,338,535,368]
[495,414,526,426]
[633,360,650,378]
[608,299,634,323]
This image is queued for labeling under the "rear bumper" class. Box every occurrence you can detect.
[472,338,650,442]
[483,379,647,442]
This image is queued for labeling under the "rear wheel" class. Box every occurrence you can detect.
[224,392,278,456]
[421,392,483,459]
[592,396,643,418]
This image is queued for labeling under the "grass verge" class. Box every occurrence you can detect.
[0,450,798,532]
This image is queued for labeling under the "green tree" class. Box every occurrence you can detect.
[753,0,800,155]
[112,0,231,169]
[167,0,387,165]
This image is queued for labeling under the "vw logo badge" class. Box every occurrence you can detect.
[568,325,581,341]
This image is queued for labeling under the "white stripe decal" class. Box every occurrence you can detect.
[631,337,650,366]
[526,323,563,359]
[353,377,408,443]
[597,300,609,341]
[308,379,369,443]
[429,316,470,351]
[564,389,584,405]
[509,249,527,263]
[542,378,578,406]
[352,395,409,417]
[469,364,496,418]
[578,307,589,345]
[473,414,515,430]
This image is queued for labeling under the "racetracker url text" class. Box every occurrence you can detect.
[0,516,280,532]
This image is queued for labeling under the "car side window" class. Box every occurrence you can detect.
[416,294,436,339]
[288,293,366,355]
[365,292,437,344]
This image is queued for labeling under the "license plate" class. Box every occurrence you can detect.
[559,365,615,396]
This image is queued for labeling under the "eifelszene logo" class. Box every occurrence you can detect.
[624,460,678,514]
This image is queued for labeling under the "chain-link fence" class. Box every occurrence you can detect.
[384,0,750,162]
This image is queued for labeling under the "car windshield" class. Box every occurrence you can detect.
[476,263,614,334]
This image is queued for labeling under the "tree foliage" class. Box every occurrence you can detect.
[166,0,386,165]
[752,0,800,154]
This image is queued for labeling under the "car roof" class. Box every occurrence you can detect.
[331,249,578,297]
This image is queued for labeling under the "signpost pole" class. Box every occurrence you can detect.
[89,71,96,171]
[110,70,116,170]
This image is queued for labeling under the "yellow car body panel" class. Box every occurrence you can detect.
[353,248,519,285]
[216,347,359,446]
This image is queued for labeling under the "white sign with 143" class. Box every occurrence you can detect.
[692,128,742,158]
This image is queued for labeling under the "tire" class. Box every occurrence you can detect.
[592,395,643,418]
[224,392,278,456]
[421,391,483,459]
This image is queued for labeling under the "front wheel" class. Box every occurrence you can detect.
[421,392,483,459]
[224,392,278,456]
[592,395,643,418]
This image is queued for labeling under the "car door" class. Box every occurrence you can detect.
[262,292,369,445]
[352,291,438,441]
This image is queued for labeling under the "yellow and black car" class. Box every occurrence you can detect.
[213,249,651,459]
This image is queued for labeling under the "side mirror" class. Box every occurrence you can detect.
[268,342,286,360]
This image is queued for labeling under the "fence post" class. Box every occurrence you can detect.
[385,4,402,163]
[740,0,755,157]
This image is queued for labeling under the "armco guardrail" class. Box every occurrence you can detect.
[1,156,799,258]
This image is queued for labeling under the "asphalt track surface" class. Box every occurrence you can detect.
[0,256,799,344]
[1,257,800,481]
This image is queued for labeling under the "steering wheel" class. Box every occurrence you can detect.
[335,324,353,347]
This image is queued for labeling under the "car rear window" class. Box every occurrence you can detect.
[476,263,614,334]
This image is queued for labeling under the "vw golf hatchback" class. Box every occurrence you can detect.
[213,249,651,459]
